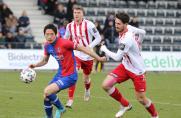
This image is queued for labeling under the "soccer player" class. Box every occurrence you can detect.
[100,12,159,118]
[29,24,105,118]
[64,5,102,107]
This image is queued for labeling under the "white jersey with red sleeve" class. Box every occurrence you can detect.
[119,30,146,75]
[64,19,101,61]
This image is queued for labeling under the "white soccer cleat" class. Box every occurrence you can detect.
[84,89,90,101]
[115,104,132,118]
[65,99,73,108]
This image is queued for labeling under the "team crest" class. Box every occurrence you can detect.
[56,47,61,53]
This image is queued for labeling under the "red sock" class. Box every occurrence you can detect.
[110,88,129,107]
[85,81,91,90]
[68,85,76,100]
[146,103,158,117]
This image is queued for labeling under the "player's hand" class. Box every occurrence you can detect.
[100,45,107,52]
[29,64,36,68]
[87,45,94,52]
[98,56,107,62]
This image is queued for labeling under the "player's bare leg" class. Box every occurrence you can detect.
[102,75,132,118]
[135,91,158,118]
[83,74,91,101]
[44,83,59,99]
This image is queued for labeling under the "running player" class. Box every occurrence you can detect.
[100,12,159,118]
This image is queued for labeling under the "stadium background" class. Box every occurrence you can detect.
[0,0,181,118]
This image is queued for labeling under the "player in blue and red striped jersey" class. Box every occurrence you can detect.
[29,24,106,118]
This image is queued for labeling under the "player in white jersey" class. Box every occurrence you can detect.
[64,5,101,107]
[100,12,159,118]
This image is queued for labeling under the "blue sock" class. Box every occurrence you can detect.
[47,94,64,110]
[44,99,53,118]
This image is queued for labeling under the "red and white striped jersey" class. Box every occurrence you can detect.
[64,19,101,61]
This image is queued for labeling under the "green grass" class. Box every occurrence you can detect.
[0,71,181,118]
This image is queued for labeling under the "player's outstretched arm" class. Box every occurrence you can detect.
[100,45,123,61]
[76,44,106,62]
[29,55,50,68]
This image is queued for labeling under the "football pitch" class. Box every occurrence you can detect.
[0,71,181,118]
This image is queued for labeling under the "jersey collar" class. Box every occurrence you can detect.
[119,28,128,38]
[75,19,84,25]
[51,37,58,46]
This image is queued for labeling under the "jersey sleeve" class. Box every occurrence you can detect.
[64,23,71,39]
[88,21,101,48]
[88,21,97,34]
[44,44,49,56]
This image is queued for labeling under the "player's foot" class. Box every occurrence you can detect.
[54,108,66,118]
[151,116,159,118]
[84,89,90,101]
[65,99,73,108]
[115,104,132,118]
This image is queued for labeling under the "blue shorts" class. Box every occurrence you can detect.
[49,72,78,90]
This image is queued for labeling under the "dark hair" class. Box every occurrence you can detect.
[73,5,85,14]
[115,12,130,24]
[44,24,57,35]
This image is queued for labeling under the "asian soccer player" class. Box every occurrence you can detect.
[29,24,105,118]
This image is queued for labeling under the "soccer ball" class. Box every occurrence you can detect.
[20,68,36,83]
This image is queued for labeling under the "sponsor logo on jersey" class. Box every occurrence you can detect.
[119,43,125,50]
[92,27,97,33]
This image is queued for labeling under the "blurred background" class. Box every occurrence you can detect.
[0,0,181,71]
[0,1,181,118]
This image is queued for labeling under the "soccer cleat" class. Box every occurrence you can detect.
[115,104,132,118]
[84,89,90,101]
[65,99,73,108]
[54,108,66,118]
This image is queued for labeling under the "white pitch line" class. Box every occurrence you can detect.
[90,95,181,107]
[1,89,181,107]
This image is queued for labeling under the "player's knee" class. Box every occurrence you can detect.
[102,83,109,91]
[84,78,90,84]
[44,88,50,98]
[138,99,145,105]
[136,96,146,105]
[102,77,114,91]
[84,74,89,79]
